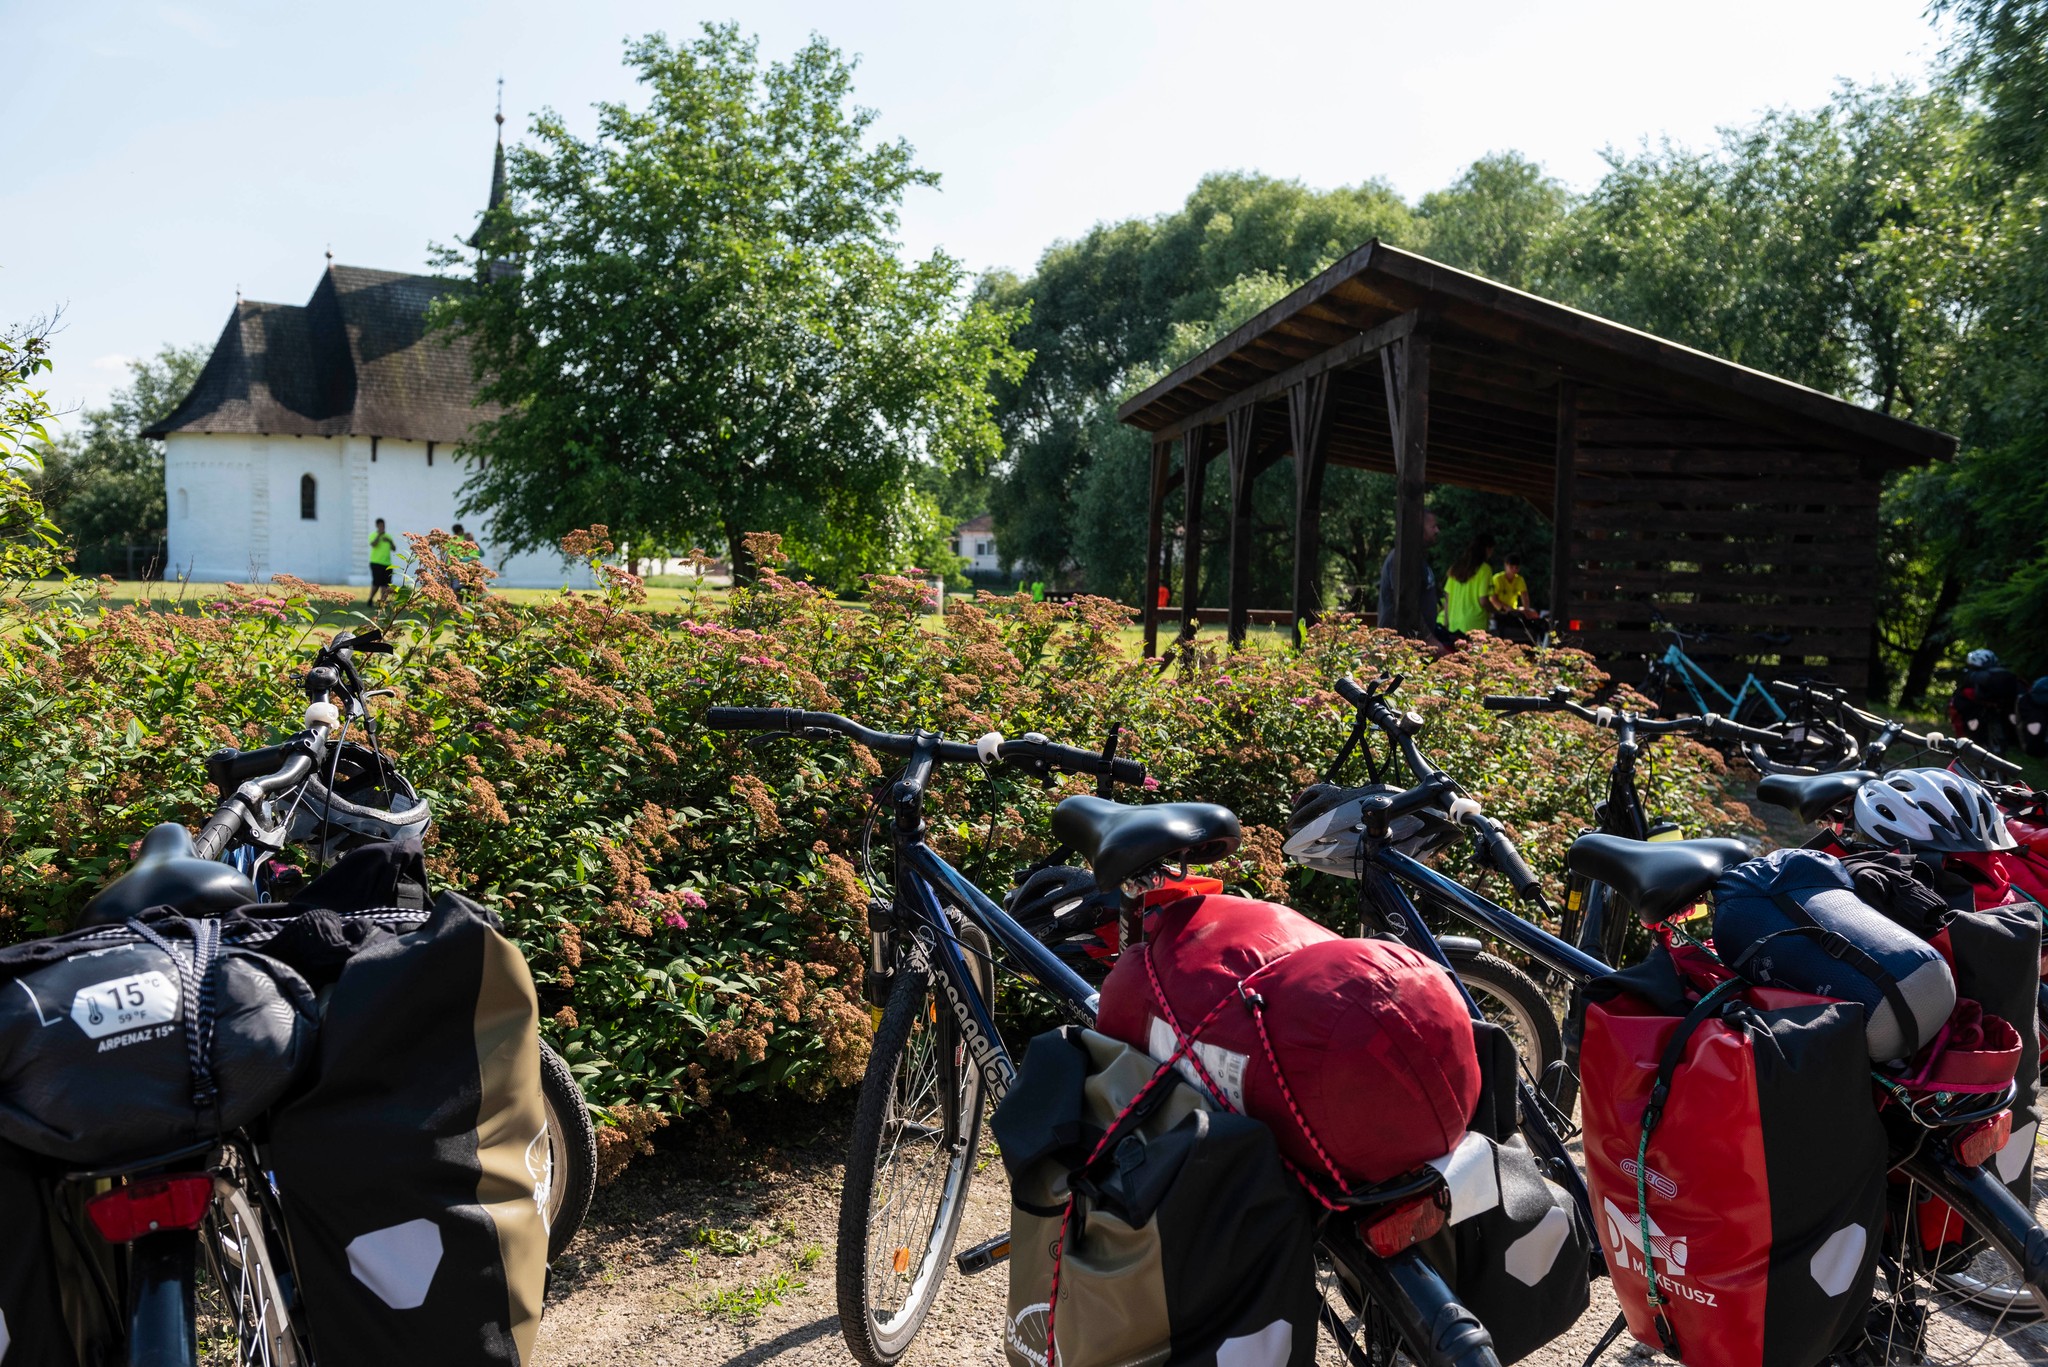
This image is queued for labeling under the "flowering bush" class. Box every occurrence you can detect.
[0,532,1758,1171]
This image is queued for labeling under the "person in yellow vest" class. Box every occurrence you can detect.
[367,518,397,608]
[1438,535,1495,640]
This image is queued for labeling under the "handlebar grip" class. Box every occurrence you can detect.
[705,706,800,732]
[1482,695,1552,713]
[1486,827,1545,901]
[1712,716,1784,745]
[1111,757,1145,785]
[190,807,244,863]
[1333,677,1368,706]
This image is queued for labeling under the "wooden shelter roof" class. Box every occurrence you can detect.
[1116,240,1955,496]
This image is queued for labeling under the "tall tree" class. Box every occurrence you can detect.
[433,25,1026,584]
[34,344,205,576]
[1415,152,1569,289]
[0,323,63,590]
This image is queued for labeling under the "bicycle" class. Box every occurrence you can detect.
[702,704,1507,1367]
[1748,677,2022,781]
[1322,674,2048,1357]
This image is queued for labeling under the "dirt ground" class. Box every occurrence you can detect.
[530,1097,2048,1367]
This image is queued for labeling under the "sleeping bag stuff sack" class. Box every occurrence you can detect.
[1094,892,1478,1193]
[1580,950,1887,1367]
[1713,848,1954,1062]
[0,913,317,1164]
[264,889,548,1367]
[993,1027,1318,1367]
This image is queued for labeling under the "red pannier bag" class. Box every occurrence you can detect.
[1580,950,1887,1367]
[1095,892,1478,1192]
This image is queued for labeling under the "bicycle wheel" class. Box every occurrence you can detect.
[539,1040,598,1263]
[1317,1242,1404,1366]
[836,925,992,1367]
[1873,1167,2048,1361]
[1447,948,1562,1095]
[1738,698,1855,776]
[194,1157,312,1366]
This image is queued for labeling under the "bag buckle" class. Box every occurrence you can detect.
[1820,930,1853,960]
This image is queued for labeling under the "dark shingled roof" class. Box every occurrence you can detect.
[144,265,500,444]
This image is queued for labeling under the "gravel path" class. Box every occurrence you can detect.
[532,1098,2048,1367]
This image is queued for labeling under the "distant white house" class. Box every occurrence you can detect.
[951,513,1000,574]
[145,122,592,590]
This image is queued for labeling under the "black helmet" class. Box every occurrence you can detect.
[283,741,432,860]
[1006,864,1115,942]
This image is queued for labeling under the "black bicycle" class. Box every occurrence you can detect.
[703,704,1507,1367]
[1751,677,2024,780]
[1322,675,2048,1357]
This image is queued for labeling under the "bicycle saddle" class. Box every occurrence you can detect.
[1566,833,1752,924]
[76,823,259,928]
[1755,771,1877,823]
[1052,796,1241,894]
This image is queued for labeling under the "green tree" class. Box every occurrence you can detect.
[0,323,64,590]
[433,25,1026,585]
[1415,152,1569,289]
[33,344,205,575]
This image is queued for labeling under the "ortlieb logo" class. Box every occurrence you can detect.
[1619,1158,1677,1200]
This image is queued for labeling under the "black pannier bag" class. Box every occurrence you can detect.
[1412,1019,1591,1366]
[1713,848,1955,1062]
[262,888,549,1367]
[0,1141,120,1367]
[0,914,317,1164]
[993,1026,1318,1367]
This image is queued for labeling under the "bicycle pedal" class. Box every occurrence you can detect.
[955,1232,1012,1275]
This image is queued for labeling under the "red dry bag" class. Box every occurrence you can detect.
[1096,893,1478,1192]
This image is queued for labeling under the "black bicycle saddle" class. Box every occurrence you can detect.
[1052,796,1241,893]
[1755,771,1876,823]
[76,823,259,928]
[1566,833,1752,924]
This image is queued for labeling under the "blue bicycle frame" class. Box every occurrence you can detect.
[1657,642,1785,723]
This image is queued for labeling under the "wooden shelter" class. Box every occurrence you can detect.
[1116,241,1955,692]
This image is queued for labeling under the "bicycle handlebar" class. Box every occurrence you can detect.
[190,716,334,861]
[704,706,1146,785]
[1482,691,1780,745]
[1767,679,2024,774]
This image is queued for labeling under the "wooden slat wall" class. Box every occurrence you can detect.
[1560,416,1881,692]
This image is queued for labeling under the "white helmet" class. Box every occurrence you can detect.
[1852,768,2016,854]
[1967,648,2000,669]
[1283,783,1454,877]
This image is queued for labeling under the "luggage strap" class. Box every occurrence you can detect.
[1638,976,1746,1360]
[127,916,224,1124]
[1730,892,1920,1056]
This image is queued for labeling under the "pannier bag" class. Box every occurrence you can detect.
[1413,1131,1592,1365]
[264,888,548,1367]
[2018,677,2048,758]
[993,1026,1318,1367]
[1713,848,1955,1062]
[1929,897,2040,1194]
[0,1140,120,1367]
[1095,892,1478,1190]
[1581,951,1887,1367]
[0,914,317,1164]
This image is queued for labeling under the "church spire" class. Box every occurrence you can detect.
[469,79,510,254]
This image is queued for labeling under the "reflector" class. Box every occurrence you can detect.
[1955,1109,2013,1170]
[86,1173,212,1242]
[1364,1191,1447,1258]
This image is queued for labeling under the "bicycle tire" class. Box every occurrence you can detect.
[1447,948,1563,1099]
[539,1041,597,1264]
[1875,1165,2048,1358]
[194,1156,311,1366]
[835,925,991,1367]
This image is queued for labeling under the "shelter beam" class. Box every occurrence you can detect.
[1391,333,1433,636]
[1550,382,1578,636]
[1289,373,1333,643]
[1143,440,1169,656]
[1225,405,1259,646]
[1179,426,1212,642]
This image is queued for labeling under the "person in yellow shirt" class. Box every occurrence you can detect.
[1438,535,1495,638]
[1487,552,1544,643]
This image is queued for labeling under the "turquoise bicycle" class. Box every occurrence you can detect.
[1639,610,1854,773]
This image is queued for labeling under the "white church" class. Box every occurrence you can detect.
[146,119,592,590]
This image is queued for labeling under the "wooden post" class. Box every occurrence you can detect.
[1224,404,1258,647]
[1143,440,1168,657]
[1180,426,1210,637]
[1550,381,1578,636]
[1289,373,1332,646]
[1391,333,1432,636]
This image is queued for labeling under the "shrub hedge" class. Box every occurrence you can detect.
[0,534,1758,1171]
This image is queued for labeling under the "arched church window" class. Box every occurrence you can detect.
[300,474,317,521]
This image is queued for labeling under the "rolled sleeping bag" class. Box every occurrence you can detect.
[1714,848,1955,1062]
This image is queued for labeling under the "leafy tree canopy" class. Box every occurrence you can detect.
[432,24,1027,585]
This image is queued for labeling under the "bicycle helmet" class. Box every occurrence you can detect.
[1005,864,1114,941]
[283,741,432,860]
[1967,648,2000,669]
[1852,768,2016,855]
[1283,783,1455,877]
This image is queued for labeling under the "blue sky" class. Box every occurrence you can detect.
[3,0,1946,427]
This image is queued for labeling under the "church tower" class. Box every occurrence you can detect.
[468,81,516,276]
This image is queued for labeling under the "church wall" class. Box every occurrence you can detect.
[270,437,353,583]
[164,433,260,583]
